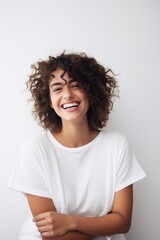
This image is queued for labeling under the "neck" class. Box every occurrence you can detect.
[53,121,99,148]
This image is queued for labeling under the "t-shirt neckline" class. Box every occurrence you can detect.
[47,130,104,153]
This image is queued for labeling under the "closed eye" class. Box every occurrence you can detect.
[52,87,63,92]
[71,84,79,88]
[70,81,81,89]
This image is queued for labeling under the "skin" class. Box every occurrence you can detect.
[26,68,133,240]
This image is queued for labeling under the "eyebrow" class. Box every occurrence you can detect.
[50,82,64,88]
[50,78,77,88]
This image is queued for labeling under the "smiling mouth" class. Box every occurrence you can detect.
[61,102,80,109]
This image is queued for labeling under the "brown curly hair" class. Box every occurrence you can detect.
[26,52,118,132]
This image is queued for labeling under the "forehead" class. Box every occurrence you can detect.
[50,68,70,82]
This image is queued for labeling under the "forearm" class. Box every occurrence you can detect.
[72,212,131,236]
[71,186,133,237]
[42,231,94,240]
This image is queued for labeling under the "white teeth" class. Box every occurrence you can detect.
[62,102,79,109]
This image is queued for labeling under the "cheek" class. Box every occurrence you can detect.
[50,97,57,109]
[50,96,54,108]
[50,93,60,109]
[83,96,90,112]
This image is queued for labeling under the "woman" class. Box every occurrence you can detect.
[9,52,146,240]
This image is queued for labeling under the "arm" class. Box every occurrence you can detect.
[73,185,133,236]
[26,194,93,240]
[42,232,93,240]
[32,185,133,238]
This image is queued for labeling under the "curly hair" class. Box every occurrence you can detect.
[26,52,118,132]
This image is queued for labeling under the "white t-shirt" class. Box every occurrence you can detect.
[8,130,146,240]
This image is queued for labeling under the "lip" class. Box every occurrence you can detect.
[61,101,80,110]
[61,101,80,109]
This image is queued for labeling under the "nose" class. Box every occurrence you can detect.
[63,85,74,100]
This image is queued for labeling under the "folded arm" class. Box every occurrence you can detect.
[27,185,133,239]
[72,185,133,236]
[26,194,94,240]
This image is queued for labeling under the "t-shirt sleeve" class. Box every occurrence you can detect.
[8,139,51,198]
[115,138,146,192]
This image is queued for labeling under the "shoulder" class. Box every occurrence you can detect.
[20,131,49,154]
[100,129,129,150]
[101,130,129,152]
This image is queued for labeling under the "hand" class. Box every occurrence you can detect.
[33,211,75,238]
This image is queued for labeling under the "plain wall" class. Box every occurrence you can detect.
[0,0,159,239]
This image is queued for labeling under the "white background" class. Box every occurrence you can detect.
[0,0,159,239]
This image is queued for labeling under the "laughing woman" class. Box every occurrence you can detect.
[9,52,146,240]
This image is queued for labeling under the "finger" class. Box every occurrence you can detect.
[35,219,47,227]
[38,226,53,233]
[33,214,44,222]
[38,226,54,236]
[42,230,55,238]
[33,212,51,222]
